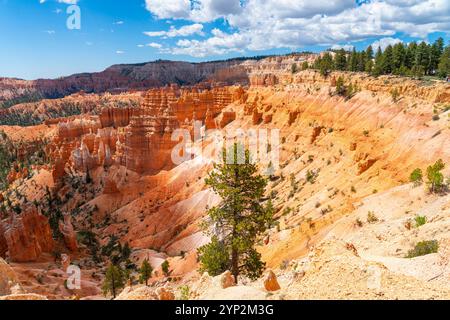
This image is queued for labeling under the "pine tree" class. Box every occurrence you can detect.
[392,43,406,73]
[438,46,450,78]
[365,45,374,60]
[102,264,125,299]
[333,49,347,71]
[198,143,274,282]
[161,260,170,277]
[382,45,394,74]
[139,259,153,286]
[357,51,367,72]
[429,38,444,75]
[426,159,445,193]
[415,41,430,75]
[318,52,334,76]
[348,48,358,71]
[372,46,384,76]
[405,42,417,69]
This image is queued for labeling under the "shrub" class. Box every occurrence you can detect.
[367,211,379,223]
[426,159,446,193]
[406,240,439,258]
[390,88,400,103]
[414,215,427,227]
[409,168,423,185]
[306,170,317,184]
[178,285,190,300]
[161,260,170,277]
[291,63,298,74]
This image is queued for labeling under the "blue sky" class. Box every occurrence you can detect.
[0,0,448,80]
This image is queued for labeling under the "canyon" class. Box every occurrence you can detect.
[0,54,449,300]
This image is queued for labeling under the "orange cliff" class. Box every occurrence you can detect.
[47,85,245,180]
[0,205,54,262]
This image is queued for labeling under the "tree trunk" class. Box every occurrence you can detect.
[231,247,239,284]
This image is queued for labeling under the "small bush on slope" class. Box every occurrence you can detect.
[406,240,439,258]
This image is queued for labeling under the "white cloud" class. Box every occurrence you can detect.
[147,42,163,49]
[114,21,124,25]
[331,44,355,51]
[144,23,204,38]
[371,37,403,51]
[116,50,125,54]
[144,0,450,57]
[58,0,79,4]
[145,0,191,19]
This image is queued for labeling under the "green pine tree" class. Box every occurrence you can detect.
[426,159,446,193]
[161,260,170,277]
[198,143,274,282]
[139,259,153,286]
[102,264,125,299]
[438,46,450,78]
[333,49,347,71]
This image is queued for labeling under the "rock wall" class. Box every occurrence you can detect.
[1,206,54,262]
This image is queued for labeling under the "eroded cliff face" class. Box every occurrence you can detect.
[0,63,449,299]
[0,205,54,262]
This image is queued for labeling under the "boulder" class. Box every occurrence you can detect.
[220,270,235,289]
[156,287,175,300]
[263,270,281,292]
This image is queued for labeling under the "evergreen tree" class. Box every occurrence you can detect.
[405,42,417,69]
[438,46,450,78]
[429,38,444,74]
[415,41,430,75]
[348,48,358,71]
[382,45,394,74]
[139,259,153,286]
[161,260,170,277]
[357,51,367,72]
[372,46,384,76]
[102,264,125,299]
[392,43,406,73]
[198,144,274,282]
[365,45,374,60]
[333,49,347,71]
[426,159,446,193]
[318,52,334,76]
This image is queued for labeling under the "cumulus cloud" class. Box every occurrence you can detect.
[144,23,204,38]
[371,37,403,51]
[144,0,450,57]
[331,44,355,51]
[147,42,163,49]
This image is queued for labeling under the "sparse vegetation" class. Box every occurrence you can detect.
[409,168,423,185]
[367,211,379,223]
[406,240,439,258]
[178,285,190,300]
[161,260,170,277]
[414,215,427,227]
[426,159,446,193]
